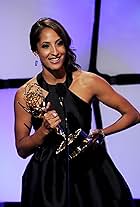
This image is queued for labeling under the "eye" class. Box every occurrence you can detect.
[57,39,64,46]
[42,44,49,48]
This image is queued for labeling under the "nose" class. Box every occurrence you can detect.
[50,45,59,56]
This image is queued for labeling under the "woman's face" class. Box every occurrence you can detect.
[36,27,66,71]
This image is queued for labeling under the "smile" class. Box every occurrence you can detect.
[49,57,61,64]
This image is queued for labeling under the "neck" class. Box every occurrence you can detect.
[42,67,66,85]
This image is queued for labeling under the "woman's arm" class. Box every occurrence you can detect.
[92,74,140,136]
[14,89,61,159]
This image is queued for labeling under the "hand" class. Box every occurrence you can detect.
[89,129,105,144]
[42,102,61,133]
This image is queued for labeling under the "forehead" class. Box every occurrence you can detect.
[39,27,61,42]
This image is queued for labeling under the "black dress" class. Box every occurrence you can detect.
[21,72,135,207]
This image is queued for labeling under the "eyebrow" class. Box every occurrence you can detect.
[41,38,62,45]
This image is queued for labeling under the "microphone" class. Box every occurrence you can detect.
[56,83,70,207]
[56,83,67,132]
[56,83,67,106]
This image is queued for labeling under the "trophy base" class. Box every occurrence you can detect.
[56,129,104,160]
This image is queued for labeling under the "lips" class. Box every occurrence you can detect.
[49,57,61,64]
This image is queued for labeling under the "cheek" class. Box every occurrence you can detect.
[38,50,50,59]
[61,47,66,55]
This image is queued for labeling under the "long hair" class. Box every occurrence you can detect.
[30,17,81,72]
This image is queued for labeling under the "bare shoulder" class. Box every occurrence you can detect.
[73,69,108,88]
[70,69,111,102]
[15,77,37,101]
[71,69,116,102]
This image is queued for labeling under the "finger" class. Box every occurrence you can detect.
[44,101,53,113]
[50,118,61,129]
[89,129,99,136]
[89,130,99,141]
[44,110,58,120]
[43,116,61,132]
[47,115,61,125]
[45,102,51,112]
[52,111,58,118]
[53,116,61,123]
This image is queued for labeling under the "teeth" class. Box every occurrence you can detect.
[49,57,60,63]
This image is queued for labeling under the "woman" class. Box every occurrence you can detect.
[14,17,140,207]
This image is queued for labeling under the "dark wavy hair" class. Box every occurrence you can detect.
[30,17,80,72]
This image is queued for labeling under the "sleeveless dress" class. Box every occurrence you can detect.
[21,72,135,207]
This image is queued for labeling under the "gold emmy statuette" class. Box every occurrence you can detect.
[18,83,46,118]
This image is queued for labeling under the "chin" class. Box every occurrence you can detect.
[47,66,64,72]
[50,63,64,71]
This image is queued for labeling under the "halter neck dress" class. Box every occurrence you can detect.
[21,72,134,207]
